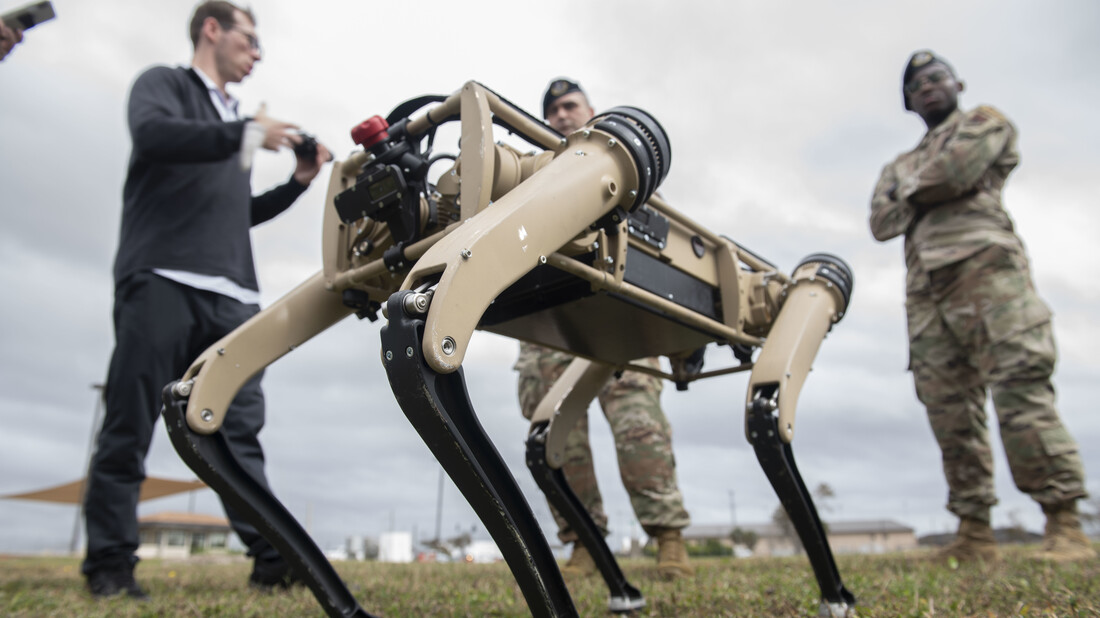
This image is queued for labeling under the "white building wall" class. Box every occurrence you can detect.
[378,531,413,563]
[465,540,503,563]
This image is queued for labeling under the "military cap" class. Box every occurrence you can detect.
[902,50,956,110]
[542,77,586,118]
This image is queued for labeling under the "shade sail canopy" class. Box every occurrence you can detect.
[2,477,207,504]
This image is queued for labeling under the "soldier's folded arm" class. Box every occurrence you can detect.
[900,107,1013,206]
[869,162,914,241]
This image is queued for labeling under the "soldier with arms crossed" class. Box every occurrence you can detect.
[870,51,1094,564]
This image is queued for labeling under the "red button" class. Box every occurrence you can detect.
[351,116,390,148]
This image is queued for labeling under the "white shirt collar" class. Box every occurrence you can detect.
[189,65,240,121]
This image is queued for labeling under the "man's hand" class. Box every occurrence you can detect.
[252,104,300,152]
[0,23,24,61]
[293,141,332,185]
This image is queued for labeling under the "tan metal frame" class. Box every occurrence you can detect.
[175,81,846,449]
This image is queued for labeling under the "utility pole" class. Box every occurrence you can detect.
[434,467,444,542]
[728,489,737,530]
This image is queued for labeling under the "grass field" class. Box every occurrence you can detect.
[2,546,1098,617]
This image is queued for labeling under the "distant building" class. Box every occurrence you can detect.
[136,511,231,560]
[682,519,918,557]
[619,535,642,557]
[378,531,413,563]
[919,527,1041,547]
[463,540,503,563]
[337,535,379,561]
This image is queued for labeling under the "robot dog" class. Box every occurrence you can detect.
[162,81,855,617]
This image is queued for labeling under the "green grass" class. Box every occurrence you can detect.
[2,546,1098,617]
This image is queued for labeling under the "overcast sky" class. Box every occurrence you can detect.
[2,0,1098,562]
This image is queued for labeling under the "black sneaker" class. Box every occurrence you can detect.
[248,557,302,592]
[87,563,150,600]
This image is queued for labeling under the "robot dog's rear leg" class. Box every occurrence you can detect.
[747,387,855,616]
[525,358,644,613]
[162,384,376,618]
[380,290,577,618]
[527,430,645,613]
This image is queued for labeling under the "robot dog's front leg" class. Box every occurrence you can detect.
[175,271,355,435]
[381,290,577,618]
[745,254,856,616]
[162,388,375,618]
[162,272,370,618]
[525,358,645,613]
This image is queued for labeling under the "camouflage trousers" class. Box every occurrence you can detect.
[515,343,690,543]
[906,243,1086,523]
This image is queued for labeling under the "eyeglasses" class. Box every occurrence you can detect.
[904,69,950,95]
[228,25,261,54]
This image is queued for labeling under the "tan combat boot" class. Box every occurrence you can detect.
[1033,502,1097,562]
[654,528,694,580]
[936,516,1000,564]
[560,543,597,576]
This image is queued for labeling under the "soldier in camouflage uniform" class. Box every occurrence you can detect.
[514,78,692,579]
[870,51,1093,564]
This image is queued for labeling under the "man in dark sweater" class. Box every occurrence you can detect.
[83,1,331,599]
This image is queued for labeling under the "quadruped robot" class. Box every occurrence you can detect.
[162,82,856,617]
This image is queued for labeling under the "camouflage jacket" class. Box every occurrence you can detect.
[514,341,572,376]
[870,106,1022,272]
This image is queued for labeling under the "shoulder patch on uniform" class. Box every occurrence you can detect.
[966,105,1007,126]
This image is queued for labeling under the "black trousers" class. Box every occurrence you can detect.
[82,272,280,574]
